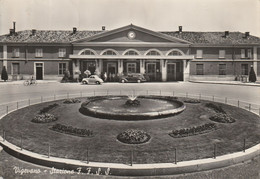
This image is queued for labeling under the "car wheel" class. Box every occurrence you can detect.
[96,81,101,85]
[121,79,125,83]
[82,81,87,85]
[137,79,141,83]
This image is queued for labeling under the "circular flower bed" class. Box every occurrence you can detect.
[184,99,201,104]
[63,98,81,104]
[209,113,235,123]
[31,113,58,123]
[117,129,151,144]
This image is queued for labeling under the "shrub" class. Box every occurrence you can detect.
[117,129,150,144]
[249,65,257,82]
[184,98,200,103]
[209,113,235,123]
[50,123,93,137]
[1,66,8,82]
[63,98,81,104]
[39,103,58,114]
[32,113,57,123]
[169,123,217,138]
[205,103,226,114]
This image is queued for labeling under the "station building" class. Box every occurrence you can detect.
[0,23,260,82]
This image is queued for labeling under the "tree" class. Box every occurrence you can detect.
[1,66,8,82]
[249,65,257,82]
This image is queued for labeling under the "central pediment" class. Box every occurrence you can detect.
[72,24,192,45]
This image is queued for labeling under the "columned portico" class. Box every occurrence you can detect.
[183,59,191,82]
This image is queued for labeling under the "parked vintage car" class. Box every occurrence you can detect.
[82,75,104,85]
[119,73,147,83]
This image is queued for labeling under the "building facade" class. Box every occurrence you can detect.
[0,24,260,82]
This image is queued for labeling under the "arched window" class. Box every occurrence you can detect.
[145,49,162,56]
[78,48,97,55]
[81,50,95,55]
[101,49,118,55]
[166,49,184,56]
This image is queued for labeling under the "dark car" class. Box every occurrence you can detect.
[119,73,147,83]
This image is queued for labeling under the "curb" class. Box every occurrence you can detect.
[189,80,260,87]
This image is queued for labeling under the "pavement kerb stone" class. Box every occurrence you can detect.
[189,80,260,87]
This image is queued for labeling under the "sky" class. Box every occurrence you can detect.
[0,0,259,36]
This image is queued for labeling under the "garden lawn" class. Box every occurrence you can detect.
[0,96,260,164]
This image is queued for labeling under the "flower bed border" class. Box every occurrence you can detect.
[50,123,94,137]
[117,129,151,144]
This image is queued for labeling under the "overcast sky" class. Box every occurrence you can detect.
[0,0,259,36]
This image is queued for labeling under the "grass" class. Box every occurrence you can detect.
[0,96,260,164]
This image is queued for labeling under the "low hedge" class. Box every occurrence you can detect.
[209,113,236,123]
[63,98,81,104]
[50,123,93,137]
[32,113,58,123]
[169,123,217,138]
[117,129,151,144]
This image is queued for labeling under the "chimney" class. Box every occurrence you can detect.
[9,29,14,36]
[32,29,36,36]
[224,31,229,38]
[73,27,77,34]
[178,26,182,33]
[13,22,16,34]
[244,32,250,38]
[102,26,106,31]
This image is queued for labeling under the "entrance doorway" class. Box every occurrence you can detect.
[82,61,96,74]
[167,63,176,81]
[35,63,43,80]
[146,63,156,81]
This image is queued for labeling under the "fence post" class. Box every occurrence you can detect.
[54,94,56,100]
[48,144,50,158]
[213,144,217,159]
[20,136,23,150]
[225,97,227,104]
[6,106,8,114]
[212,96,214,102]
[3,130,5,142]
[174,148,177,164]
[87,147,89,164]
[238,100,240,108]
[243,138,246,152]
[130,149,134,166]
[17,102,19,109]
[249,104,251,111]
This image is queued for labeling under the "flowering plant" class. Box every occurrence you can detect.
[117,129,150,144]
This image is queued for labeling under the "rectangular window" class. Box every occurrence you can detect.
[12,63,20,75]
[12,48,20,57]
[35,48,43,57]
[219,64,226,75]
[219,50,225,59]
[196,64,204,75]
[241,49,252,59]
[127,63,136,73]
[196,50,203,58]
[241,64,249,75]
[59,48,66,57]
[59,63,67,75]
